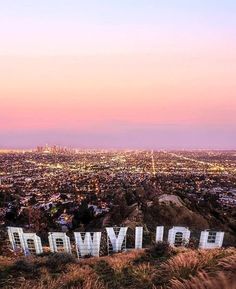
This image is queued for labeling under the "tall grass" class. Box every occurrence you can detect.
[160,249,226,280]
[170,271,236,289]
[0,247,235,289]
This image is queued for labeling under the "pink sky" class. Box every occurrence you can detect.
[0,1,236,148]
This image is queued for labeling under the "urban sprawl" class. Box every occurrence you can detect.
[0,148,236,252]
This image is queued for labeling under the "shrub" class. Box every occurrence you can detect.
[46,253,77,271]
[94,260,116,286]
[12,258,38,274]
[147,241,172,258]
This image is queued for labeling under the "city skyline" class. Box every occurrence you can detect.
[1,1,236,149]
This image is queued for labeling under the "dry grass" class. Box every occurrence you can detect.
[160,248,235,280]
[217,251,236,272]
[0,256,13,268]
[169,271,236,289]
[165,248,236,289]
[131,263,157,286]
[0,247,235,289]
[106,250,144,272]
[16,265,106,289]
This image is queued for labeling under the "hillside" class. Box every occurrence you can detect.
[0,244,235,289]
[96,193,236,246]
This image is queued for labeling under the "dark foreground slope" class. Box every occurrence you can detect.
[0,244,235,289]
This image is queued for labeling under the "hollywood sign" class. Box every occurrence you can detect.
[7,226,225,257]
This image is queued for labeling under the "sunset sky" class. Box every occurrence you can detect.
[0,0,236,149]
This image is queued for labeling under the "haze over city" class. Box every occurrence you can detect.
[0,0,236,149]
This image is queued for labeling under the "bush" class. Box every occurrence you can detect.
[146,241,172,258]
[94,260,116,286]
[46,253,77,271]
[134,242,172,265]
[13,258,37,274]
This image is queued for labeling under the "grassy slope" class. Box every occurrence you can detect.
[0,245,235,289]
